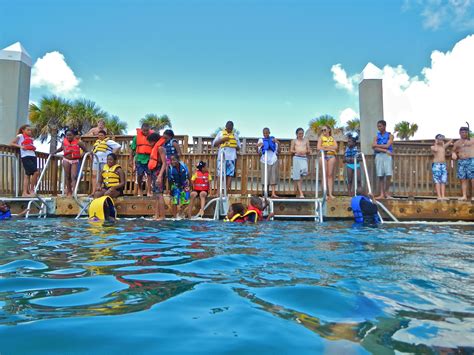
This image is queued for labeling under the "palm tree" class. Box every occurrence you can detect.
[67,99,108,134]
[139,113,172,131]
[29,96,71,153]
[344,118,360,134]
[309,114,342,135]
[394,121,418,140]
[104,115,128,135]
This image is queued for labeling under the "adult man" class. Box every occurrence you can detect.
[372,120,394,199]
[85,119,107,136]
[452,125,474,201]
[212,121,241,192]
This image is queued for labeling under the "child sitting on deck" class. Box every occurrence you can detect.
[54,130,89,197]
[188,161,212,218]
[430,134,453,200]
[94,153,126,199]
[168,155,190,218]
[344,135,361,197]
[10,124,39,197]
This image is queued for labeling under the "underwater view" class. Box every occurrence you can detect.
[0,219,473,354]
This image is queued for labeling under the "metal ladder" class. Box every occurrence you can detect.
[73,152,95,219]
[265,151,327,222]
[24,154,55,218]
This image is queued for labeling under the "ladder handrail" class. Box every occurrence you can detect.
[263,151,268,200]
[73,152,96,214]
[360,153,386,223]
[0,153,20,197]
[319,150,327,205]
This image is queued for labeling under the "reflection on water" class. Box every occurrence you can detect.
[0,219,473,353]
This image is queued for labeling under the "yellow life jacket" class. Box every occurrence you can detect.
[88,196,117,221]
[102,164,121,187]
[93,138,111,153]
[224,210,258,223]
[220,130,238,148]
[321,136,336,156]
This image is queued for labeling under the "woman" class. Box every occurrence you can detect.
[317,126,338,199]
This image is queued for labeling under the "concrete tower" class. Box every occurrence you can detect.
[0,42,32,144]
[358,63,383,155]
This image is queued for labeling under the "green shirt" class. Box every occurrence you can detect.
[131,136,150,164]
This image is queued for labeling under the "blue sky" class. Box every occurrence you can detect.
[1,0,473,138]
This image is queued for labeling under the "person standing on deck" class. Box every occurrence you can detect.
[452,125,474,201]
[372,120,394,199]
[317,125,338,200]
[258,127,280,198]
[212,121,241,193]
[130,123,154,196]
[90,130,121,193]
[290,127,311,198]
[84,119,107,136]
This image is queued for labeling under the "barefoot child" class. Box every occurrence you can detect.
[168,155,190,218]
[91,130,121,193]
[10,125,39,197]
[431,134,453,200]
[130,123,154,196]
[258,128,280,198]
[290,128,311,198]
[147,133,167,220]
[344,135,361,197]
[188,161,212,218]
[54,130,88,196]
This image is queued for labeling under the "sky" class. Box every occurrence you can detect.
[1,0,473,139]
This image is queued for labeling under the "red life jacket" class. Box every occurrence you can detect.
[148,142,164,171]
[63,138,81,159]
[247,205,263,221]
[193,171,210,191]
[22,134,36,151]
[136,128,154,155]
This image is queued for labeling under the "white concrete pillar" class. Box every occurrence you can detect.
[0,42,32,144]
[358,63,383,155]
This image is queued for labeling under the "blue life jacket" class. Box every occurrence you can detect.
[351,195,380,224]
[261,137,276,155]
[165,139,178,159]
[0,210,12,220]
[168,161,189,187]
[376,132,393,153]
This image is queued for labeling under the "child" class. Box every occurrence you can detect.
[344,135,361,197]
[54,130,88,196]
[167,155,190,218]
[94,153,125,199]
[147,133,167,220]
[225,203,247,223]
[0,201,29,219]
[130,123,154,196]
[431,134,453,200]
[317,125,338,199]
[258,128,280,198]
[163,129,182,165]
[290,127,311,198]
[10,124,39,197]
[188,161,212,218]
[91,130,121,193]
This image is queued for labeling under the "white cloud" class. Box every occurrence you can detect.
[339,108,359,126]
[31,51,81,96]
[405,0,474,30]
[331,64,358,92]
[332,34,474,139]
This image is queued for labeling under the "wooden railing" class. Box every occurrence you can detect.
[0,142,462,198]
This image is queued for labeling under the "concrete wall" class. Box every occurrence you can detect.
[0,59,30,144]
[359,79,384,155]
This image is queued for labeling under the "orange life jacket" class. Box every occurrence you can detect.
[148,142,164,171]
[247,205,263,221]
[193,171,210,191]
[63,138,81,159]
[22,133,36,151]
[135,128,154,155]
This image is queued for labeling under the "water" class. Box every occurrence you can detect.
[0,219,473,354]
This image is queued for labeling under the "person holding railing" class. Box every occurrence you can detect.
[290,128,311,198]
[212,121,241,193]
[10,124,39,197]
[372,120,394,199]
[317,125,338,200]
[53,130,89,197]
[258,127,280,198]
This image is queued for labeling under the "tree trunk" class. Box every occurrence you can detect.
[49,128,58,154]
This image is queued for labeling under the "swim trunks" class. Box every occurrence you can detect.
[432,162,447,184]
[457,157,474,180]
